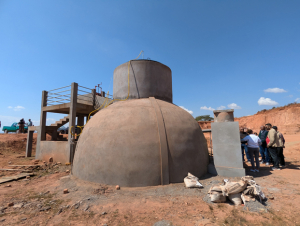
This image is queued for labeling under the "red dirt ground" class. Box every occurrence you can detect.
[0,133,300,226]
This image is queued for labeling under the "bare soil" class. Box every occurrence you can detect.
[0,133,300,226]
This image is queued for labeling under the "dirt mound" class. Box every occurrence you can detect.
[235,103,300,134]
[197,103,300,135]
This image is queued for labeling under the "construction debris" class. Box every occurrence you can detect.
[0,173,34,184]
[208,176,266,205]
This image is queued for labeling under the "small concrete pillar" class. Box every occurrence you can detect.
[77,115,84,127]
[26,130,34,157]
[36,91,48,160]
[211,109,245,177]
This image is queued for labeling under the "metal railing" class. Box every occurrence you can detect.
[46,85,72,106]
[77,85,94,105]
[46,84,95,106]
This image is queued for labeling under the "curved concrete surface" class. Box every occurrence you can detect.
[72,98,209,187]
[113,60,173,103]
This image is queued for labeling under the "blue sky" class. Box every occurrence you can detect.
[1,0,300,130]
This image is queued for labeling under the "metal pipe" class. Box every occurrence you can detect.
[47,85,71,92]
[47,94,71,99]
[47,98,71,103]
[78,85,93,90]
[78,89,91,94]
[48,89,71,95]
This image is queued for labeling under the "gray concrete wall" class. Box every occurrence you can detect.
[113,60,173,103]
[39,141,72,163]
[211,121,245,177]
[77,93,93,106]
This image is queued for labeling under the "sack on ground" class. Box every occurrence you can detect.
[241,193,255,203]
[228,193,242,205]
[221,180,247,196]
[210,192,226,203]
[241,176,254,182]
[184,172,203,188]
[209,185,222,193]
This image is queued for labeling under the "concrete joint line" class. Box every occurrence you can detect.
[149,97,169,185]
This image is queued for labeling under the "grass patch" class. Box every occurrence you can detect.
[223,209,248,226]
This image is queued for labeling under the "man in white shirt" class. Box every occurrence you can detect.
[241,129,262,172]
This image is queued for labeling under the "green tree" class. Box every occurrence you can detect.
[195,115,214,121]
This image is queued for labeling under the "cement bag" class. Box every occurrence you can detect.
[209,185,222,193]
[241,176,254,183]
[254,184,266,201]
[210,192,226,203]
[221,180,247,196]
[184,173,203,188]
[241,193,255,203]
[228,193,242,205]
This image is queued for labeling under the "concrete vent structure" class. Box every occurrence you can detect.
[72,60,209,187]
[113,60,172,103]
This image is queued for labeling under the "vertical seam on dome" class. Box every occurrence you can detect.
[149,97,169,185]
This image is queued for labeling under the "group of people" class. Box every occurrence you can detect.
[18,118,33,133]
[240,123,285,172]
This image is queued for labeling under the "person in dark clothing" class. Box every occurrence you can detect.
[265,123,273,164]
[18,118,25,133]
[275,127,286,167]
[240,128,251,162]
[267,126,281,170]
[258,126,270,165]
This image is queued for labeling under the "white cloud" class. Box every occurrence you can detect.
[14,106,25,111]
[288,95,293,98]
[179,106,193,114]
[8,106,25,111]
[295,98,300,103]
[264,88,287,93]
[227,103,241,109]
[200,106,215,111]
[217,106,226,110]
[258,97,279,106]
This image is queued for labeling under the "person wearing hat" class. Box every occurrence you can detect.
[267,126,281,170]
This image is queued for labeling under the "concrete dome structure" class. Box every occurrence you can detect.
[72,98,209,187]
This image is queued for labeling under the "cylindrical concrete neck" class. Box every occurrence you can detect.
[213,110,234,122]
[113,59,172,103]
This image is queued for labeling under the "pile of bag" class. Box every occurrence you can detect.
[208,176,266,205]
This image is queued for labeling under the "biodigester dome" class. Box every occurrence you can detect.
[72,98,209,187]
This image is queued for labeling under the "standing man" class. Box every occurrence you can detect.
[28,119,33,127]
[18,118,25,133]
[276,127,286,168]
[241,129,262,172]
[267,126,281,170]
[240,128,251,162]
[258,126,270,165]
